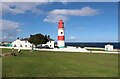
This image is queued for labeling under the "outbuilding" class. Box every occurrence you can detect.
[105,44,113,51]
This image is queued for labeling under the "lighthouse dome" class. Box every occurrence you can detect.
[58,20,64,28]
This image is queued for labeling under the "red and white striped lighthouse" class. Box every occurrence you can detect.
[58,20,65,48]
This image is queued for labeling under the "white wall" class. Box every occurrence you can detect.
[11,39,33,48]
[58,28,64,36]
[12,39,54,48]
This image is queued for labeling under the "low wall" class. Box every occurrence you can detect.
[0,46,119,54]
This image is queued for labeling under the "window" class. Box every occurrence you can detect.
[50,45,51,47]
[61,32,63,34]
[14,44,16,47]
[25,45,27,47]
[50,41,51,43]
[20,44,22,47]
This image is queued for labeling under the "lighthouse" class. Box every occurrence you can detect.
[58,20,65,48]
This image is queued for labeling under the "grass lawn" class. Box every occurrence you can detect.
[87,48,105,51]
[0,57,1,77]
[2,48,118,77]
[1,48,18,54]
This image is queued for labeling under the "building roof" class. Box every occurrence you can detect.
[47,38,54,41]
[20,38,29,41]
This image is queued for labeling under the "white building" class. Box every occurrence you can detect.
[105,44,113,51]
[12,38,55,48]
[11,39,33,48]
[41,38,54,48]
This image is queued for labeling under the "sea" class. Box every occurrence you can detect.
[64,42,120,49]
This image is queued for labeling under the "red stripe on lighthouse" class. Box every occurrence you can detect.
[58,36,64,40]
[58,24,64,28]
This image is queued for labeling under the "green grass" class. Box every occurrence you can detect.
[2,48,118,77]
[0,57,2,78]
[87,48,105,51]
[87,48,120,52]
[1,48,18,54]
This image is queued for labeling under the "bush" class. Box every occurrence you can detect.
[80,44,85,48]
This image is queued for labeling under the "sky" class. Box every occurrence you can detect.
[1,2,118,42]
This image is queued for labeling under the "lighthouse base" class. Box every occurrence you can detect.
[58,46,65,48]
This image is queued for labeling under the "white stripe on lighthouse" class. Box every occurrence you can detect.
[58,29,64,36]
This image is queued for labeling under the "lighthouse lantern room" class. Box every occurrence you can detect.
[58,20,65,48]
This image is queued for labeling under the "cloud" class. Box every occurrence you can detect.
[69,36,77,40]
[1,1,74,16]
[1,0,75,2]
[0,19,21,41]
[67,36,78,42]
[2,0,53,2]
[43,14,68,23]
[0,3,2,16]
[49,6,99,16]
[44,6,100,23]
[2,2,48,15]
[2,0,118,2]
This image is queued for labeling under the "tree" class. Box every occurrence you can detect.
[28,33,49,47]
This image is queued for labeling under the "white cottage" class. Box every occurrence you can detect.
[41,38,54,48]
[11,39,33,48]
[105,44,113,51]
